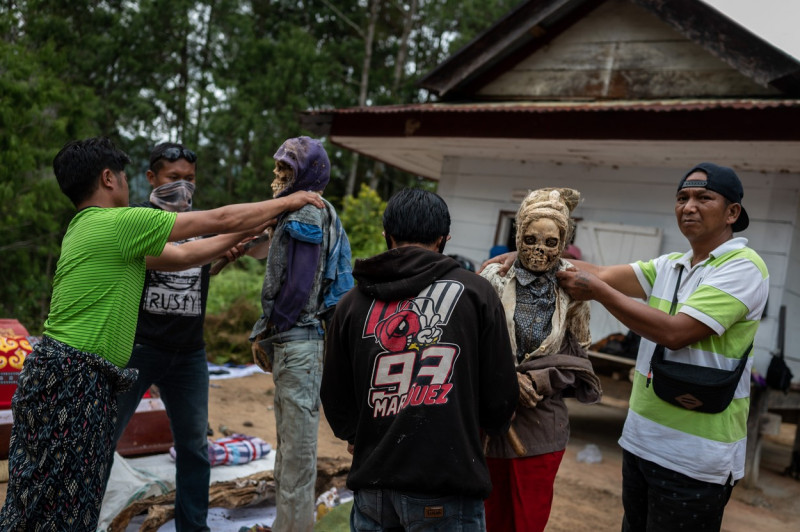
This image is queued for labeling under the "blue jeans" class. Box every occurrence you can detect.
[352,489,487,531]
[113,344,210,532]
[271,337,324,532]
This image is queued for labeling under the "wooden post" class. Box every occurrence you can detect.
[787,419,800,479]
[744,385,770,488]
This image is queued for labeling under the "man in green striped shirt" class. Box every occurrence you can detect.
[0,137,323,530]
[556,163,768,532]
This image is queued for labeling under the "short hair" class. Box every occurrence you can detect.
[383,188,450,246]
[149,142,197,174]
[53,137,131,207]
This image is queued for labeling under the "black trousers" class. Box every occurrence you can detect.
[621,449,735,532]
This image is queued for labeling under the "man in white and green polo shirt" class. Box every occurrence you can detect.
[556,162,768,532]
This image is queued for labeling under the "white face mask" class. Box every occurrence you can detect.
[518,217,562,273]
[149,180,196,212]
[271,161,294,197]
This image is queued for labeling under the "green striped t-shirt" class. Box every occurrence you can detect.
[619,237,769,484]
[44,207,177,367]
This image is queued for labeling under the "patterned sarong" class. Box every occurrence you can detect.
[0,336,137,531]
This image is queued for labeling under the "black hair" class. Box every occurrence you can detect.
[53,137,131,207]
[149,142,197,174]
[383,188,450,249]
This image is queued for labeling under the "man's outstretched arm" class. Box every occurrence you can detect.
[168,190,323,242]
[557,268,714,350]
[146,231,251,272]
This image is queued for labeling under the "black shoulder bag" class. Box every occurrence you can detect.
[647,266,751,414]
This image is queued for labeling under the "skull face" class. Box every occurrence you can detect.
[519,217,562,273]
[271,160,294,197]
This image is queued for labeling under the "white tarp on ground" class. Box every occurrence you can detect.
[98,451,276,532]
[207,362,266,380]
[97,364,275,531]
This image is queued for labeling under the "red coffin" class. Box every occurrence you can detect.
[0,319,33,411]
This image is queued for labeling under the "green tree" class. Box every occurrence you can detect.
[0,0,521,334]
[340,183,388,261]
[203,256,264,364]
[0,35,98,332]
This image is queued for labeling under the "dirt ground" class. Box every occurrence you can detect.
[2,371,798,531]
[206,371,800,532]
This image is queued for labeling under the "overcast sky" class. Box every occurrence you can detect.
[702,0,800,60]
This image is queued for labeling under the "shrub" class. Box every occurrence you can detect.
[204,256,264,365]
[340,183,387,261]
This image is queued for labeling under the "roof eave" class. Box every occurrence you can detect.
[303,100,800,142]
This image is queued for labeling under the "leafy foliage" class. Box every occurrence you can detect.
[340,183,388,261]
[204,256,263,364]
[0,35,97,332]
[0,0,518,340]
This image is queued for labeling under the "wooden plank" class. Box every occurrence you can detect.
[588,349,636,367]
[632,0,800,88]
[513,41,754,72]
[744,386,770,487]
[479,69,776,99]
[767,387,800,410]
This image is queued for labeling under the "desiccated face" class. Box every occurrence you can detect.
[519,217,562,273]
[271,160,294,197]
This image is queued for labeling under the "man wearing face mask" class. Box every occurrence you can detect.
[479,188,602,532]
[111,142,234,532]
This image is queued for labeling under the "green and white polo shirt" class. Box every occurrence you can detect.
[619,237,768,484]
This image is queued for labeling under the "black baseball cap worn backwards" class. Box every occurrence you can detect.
[678,162,749,232]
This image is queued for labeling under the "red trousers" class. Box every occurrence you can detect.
[484,450,565,532]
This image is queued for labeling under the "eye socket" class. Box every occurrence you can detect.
[545,238,559,247]
[523,236,537,245]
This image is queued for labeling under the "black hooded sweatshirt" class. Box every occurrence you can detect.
[321,245,518,498]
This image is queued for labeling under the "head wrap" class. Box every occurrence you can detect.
[515,188,580,254]
[273,136,330,197]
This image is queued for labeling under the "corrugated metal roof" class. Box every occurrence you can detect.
[312,99,800,115]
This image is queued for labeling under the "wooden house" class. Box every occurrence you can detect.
[305,0,800,379]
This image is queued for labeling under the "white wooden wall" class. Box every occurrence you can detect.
[782,202,800,379]
[478,0,778,100]
[437,156,800,374]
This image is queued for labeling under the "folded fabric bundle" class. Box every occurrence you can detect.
[170,434,272,467]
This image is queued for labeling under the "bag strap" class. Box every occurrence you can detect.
[647,265,750,386]
[776,305,786,360]
[647,267,683,386]
[666,265,684,316]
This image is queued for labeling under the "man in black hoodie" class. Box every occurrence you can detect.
[321,188,519,531]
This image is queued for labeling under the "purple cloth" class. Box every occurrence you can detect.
[273,137,330,197]
[270,239,321,332]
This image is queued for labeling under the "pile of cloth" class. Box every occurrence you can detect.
[170,434,272,467]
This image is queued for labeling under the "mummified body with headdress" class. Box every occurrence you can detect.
[480,188,602,532]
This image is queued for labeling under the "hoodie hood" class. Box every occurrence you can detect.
[354,246,461,301]
[274,136,330,197]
